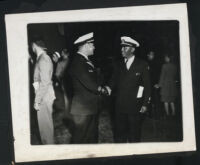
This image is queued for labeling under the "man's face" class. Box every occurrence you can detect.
[121,45,135,59]
[61,49,69,58]
[147,51,155,61]
[52,54,59,63]
[31,43,37,54]
[87,42,95,56]
[164,56,170,63]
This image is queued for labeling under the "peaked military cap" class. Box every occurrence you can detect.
[121,36,140,47]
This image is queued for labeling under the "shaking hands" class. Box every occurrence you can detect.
[98,86,111,96]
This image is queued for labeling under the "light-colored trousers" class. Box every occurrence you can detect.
[37,100,54,144]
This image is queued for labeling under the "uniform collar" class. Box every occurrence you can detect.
[125,55,135,62]
[77,51,89,61]
[36,49,46,60]
[124,55,136,70]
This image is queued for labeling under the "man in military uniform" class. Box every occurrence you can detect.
[107,36,151,142]
[32,39,55,144]
[69,32,104,143]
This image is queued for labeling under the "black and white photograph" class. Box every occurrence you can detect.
[5,3,195,162]
[28,21,182,145]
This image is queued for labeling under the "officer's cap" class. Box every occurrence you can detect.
[74,32,94,45]
[121,36,140,47]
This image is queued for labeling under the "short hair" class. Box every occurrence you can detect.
[30,35,46,49]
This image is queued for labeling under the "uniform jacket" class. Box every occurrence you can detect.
[69,54,100,115]
[33,52,55,105]
[110,57,151,114]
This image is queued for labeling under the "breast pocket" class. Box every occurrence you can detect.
[88,69,94,73]
[135,72,141,76]
[132,71,142,85]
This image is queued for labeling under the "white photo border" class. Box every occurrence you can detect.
[5,3,196,163]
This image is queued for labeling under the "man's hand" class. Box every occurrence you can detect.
[33,82,39,93]
[104,86,112,96]
[34,102,40,111]
[140,106,148,114]
[98,86,109,96]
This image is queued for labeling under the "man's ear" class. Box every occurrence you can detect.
[85,43,90,49]
[131,47,135,53]
[32,43,36,52]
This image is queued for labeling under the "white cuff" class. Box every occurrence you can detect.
[105,86,112,95]
[33,82,39,91]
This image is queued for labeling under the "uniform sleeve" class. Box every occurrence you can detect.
[142,63,151,106]
[34,57,53,104]
[71,60,99,94]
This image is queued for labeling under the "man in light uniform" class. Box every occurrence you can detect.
[32,40,55,144]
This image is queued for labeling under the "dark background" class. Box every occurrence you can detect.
[28,21,180,82]
[0,0,199,164]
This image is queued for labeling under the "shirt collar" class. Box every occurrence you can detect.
[125,55,135,63]
[77,51,89,61]
[36,51,45,60]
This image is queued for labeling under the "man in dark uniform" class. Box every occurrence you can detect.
[107,36,151,143]
[69,32,104,143]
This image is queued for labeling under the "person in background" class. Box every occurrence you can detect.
[51,51,61,93]
[54,49,70,83]
[51,51,62,115]
[32,39,56,144]
[146,51,161,119]
[52,51,60,64]
[155,54,177,116]
[53,49,71,120]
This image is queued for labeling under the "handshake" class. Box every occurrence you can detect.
[98,86,111,96]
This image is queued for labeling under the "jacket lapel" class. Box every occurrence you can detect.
[86,60,94,68]
[79,54,95,68]
[122,57,138,73]
[128,57,138,73]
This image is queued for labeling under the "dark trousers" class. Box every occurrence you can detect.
[114,112,143,143]
[71,115,98,144]
[149,88,161,119]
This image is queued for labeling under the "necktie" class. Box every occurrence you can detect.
[87,60,94,68]
[124,58,128,70]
